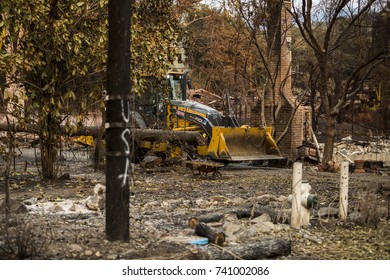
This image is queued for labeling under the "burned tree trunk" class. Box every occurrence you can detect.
[205,238,291,260]
[0,123,203,146]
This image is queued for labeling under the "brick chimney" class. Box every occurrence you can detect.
[258,0,312,160]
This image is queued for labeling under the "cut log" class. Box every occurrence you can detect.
[189,206,281,227]
[188,214,224,226]
[194,222,226,246]
[188,217,199,229]
[204,238,291,260]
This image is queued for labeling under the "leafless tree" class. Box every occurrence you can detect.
[289,0,389,166]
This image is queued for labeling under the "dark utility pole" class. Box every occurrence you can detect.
[106,0,131,241]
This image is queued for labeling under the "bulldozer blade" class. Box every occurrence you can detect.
[207,126,282,161]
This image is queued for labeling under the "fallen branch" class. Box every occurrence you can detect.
[188,215,223,227]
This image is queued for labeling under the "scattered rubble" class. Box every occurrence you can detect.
[332,138,390,167]
[299,137,390,174]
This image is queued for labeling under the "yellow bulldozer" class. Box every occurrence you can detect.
[130,70,282,163]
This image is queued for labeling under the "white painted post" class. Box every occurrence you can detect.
[339,161,349,222]
[291,162,303,229]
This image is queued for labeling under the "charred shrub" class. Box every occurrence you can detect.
[0,216,52,259]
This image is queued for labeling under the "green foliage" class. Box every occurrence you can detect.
[0,0,109,177]
[0,0,182,177]
[131,0,181,95]
[1,0,108,127]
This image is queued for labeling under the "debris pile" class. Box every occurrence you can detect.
[332,138,390,167]
[302,137,390,172]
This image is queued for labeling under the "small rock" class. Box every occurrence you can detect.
[263,221,276,230]
[23,197,38,205]
[161,201,170,207]
[85,250,93,256]
[69,244,83,253]
[223,213,239,223]
[251,222,274,233]
[85,195,105,210]
[95,251,101,257]
[48,204,64,212]
[229,197,246,205]
[93,184,106,195]
[68,203,77,212]
[223,221,242,236]
[250,213,271,224]
[236,227,258,242]
[107,254,117,260]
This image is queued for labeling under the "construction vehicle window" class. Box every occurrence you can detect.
[167,75,182,100]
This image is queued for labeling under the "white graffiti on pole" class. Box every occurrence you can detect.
[118,100,131,187]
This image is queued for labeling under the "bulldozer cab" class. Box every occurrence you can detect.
[167,70,190,101]
[132,71,189,128]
